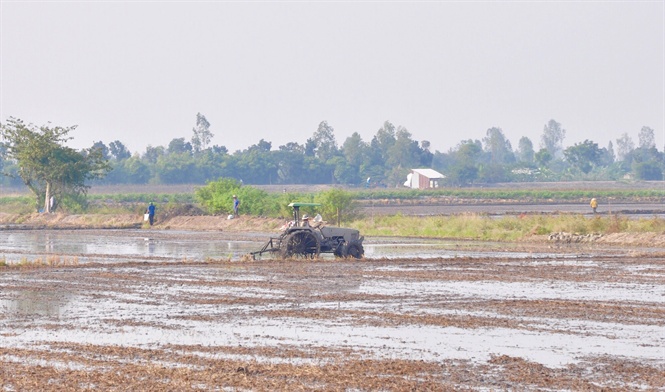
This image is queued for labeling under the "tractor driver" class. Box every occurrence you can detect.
[302,214,311,227]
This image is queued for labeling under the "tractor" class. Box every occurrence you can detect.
[250,202,364,259]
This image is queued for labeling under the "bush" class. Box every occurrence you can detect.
[195,177,282,216]
[315,188,362,226]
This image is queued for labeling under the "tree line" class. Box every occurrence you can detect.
[2,114,663,198]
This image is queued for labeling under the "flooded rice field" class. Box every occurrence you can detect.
[1,229,664,390]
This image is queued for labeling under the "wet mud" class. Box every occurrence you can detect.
[1,229,664,390]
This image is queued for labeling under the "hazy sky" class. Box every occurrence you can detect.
[1,1,663,156]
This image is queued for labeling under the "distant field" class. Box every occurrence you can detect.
[2,181,664,198]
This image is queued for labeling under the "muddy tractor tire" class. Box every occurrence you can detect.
[333,241,364,259]
[280,231,321,259]
[342,241,364,259]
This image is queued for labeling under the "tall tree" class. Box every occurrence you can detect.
[446,140,482,186]
[419,140,434,167]
[144,145,165,164]
[516,136,535,163]
[342,132,367,168]
[483,127,514,164]
[369,121,397,166]
[638,126,656,149]
[0,117,110,212]
[615,133,635,161]
[109,140,131,160]
[311,121,338,162]
[535,148,552,168]
[191,113,214,153]
[276,143,305,184]
[91,141,110,160]
[540,119,566,158]
[598,141,615,167]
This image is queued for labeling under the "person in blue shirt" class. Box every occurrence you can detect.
[147,202,156,226]
[233,195,240,216]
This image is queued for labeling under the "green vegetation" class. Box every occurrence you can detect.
[193,179,361,223]
[351,213,665,241]
[314,188,362,225]
[3,116,663,191]
[3,184,665,242]
[0,117,110,212]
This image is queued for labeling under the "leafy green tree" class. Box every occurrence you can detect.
[632,161,662,180]
[195,178,242,214]
[91,141,110,160]
[194,149,227,182]
[155,152,196,183]
[444,140,482,186]
[121,156,151,184]
[419,140,434,167]
[195,177,276,216]
[387,127,419,167]
[330,156,361,185]
[342,132,367,168]
[276,143,305,184]
[109,140,131,160]
[483,127,514,164]
[564,140,601,174]
[540,119,566,158]
[516,136,535,163]
[447,163,478,186]
[311,121,338,162]
[603,141,615,165]
[315,188,361,226]
[369,121,396,167]
[535,148,552,168]
[144,145,165,164]
[232,140,278,184]
[191,113,214,153]
[385,127,422,185]
[0,117,110,212]
[0,142,5,176]
[478,163,509,183]
[456,139,483,163]
[168,138,192,154]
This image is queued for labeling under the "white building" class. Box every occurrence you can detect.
[404,168,445,189]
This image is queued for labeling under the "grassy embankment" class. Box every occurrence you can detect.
[352,214,665,241]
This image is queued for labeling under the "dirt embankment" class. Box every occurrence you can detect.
[0,212,286,232]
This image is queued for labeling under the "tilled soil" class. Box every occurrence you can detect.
[1,234,664,391]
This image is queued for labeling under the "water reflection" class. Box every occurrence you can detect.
[0,230,607,264]
[0,290,72,318]
[0,230,260,263]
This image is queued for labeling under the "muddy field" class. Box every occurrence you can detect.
[1,228,664,391]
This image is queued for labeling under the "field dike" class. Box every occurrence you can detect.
[2,212,665,247]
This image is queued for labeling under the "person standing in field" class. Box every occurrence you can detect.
[147,202,156,226]
[590,198,598,214]
[233,195,240,216]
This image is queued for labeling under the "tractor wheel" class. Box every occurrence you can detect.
[281,231,320,259]
[345,241,364,259]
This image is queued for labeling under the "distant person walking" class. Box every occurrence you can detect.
[233,195,240,216]
[590,198,598,214]
[146,202,156,226]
